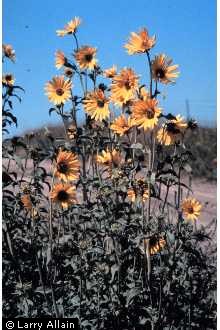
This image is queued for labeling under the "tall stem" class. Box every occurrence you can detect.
[73,33,86,96]
[146,51,153,98]
[49,171,59,317]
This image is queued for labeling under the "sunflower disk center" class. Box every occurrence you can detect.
[58,162,69,173]
[6,74,12,80]
[84,54,93,62]
[124,81,131,90]
[146,109,155,119]
[187,206,194,214]
[166,123,180,134]
[57,190,69,201]
[56,88,64,96]
[156,68,165,79]
[97,99,105,108]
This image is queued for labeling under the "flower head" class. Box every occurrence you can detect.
[21,194,38,218]
[152,54,179,84]
[125,28,156,54]
[64,67,74,78]
[111,68,139,105]
[103,65,117,78]
[132,98,161,131]
[56,17,81,36]
[75,46,97,70]
[67,124,77,140]
[55,150,80,182]
[157,115,187,145]
[55,50,66,69]
[2,74,15,86]
[139,237,166,255]
[50,183,77,208]
[2,44,16,61]
[97,149,121,168]
[127,179,149,202]
[21,194,33,211]
[110,114,135,136]
[181,198,202,221]
[83,89,110,121]
[45,76,72,105]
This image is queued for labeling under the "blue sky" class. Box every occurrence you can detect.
[3,0,216,135]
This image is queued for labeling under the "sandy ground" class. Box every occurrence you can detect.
[190,179,216,224]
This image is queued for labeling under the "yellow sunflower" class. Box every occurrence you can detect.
[56,17,81,36]
[140,237,166,255]
[181,198,202,221]
[103,65,117,78]
[55,50,66,69]
[50,183,77,208]
[132,98,161,131]
[2,44,16,61]
[97,149,121,168]
[111,68,139,105]
[127,179,149,202]
[75,46,97,70]
[45,76,72,105]
[83,89,110,121]
[152,54,179,84]
[55,150,80,182]
[2,74,15,86]
[157,115,187,146]
[124,28,156,55]
[110,114,135,136]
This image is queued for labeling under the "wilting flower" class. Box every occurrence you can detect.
[110,114,135,136]
[127,179,149,202]
[55,150,80,182]
[67,124,77,140]
[103,65,117,78]
[181,198,202,221]
[21,194,33,211]
[139,237,166,255]
[132,98,161,131]
[56,17,81,36]
[45,76,72,105]
[83,89,110,121]
[55,50,66,69]
[2,44,16,61]
[21,194,38,218]
[64,67,74,78]
[187,119,198,130]
[157,115,187,145]
[50,183,77,208]
[97,149,121,168]
[152,54,179,84]
[125,28,156,55]
[2,74,15,86]
[111,68,139,105]
[75,46,97,70]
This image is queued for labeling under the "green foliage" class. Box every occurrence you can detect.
[2,27,216,330]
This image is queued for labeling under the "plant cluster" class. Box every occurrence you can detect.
[2,18,216,329]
